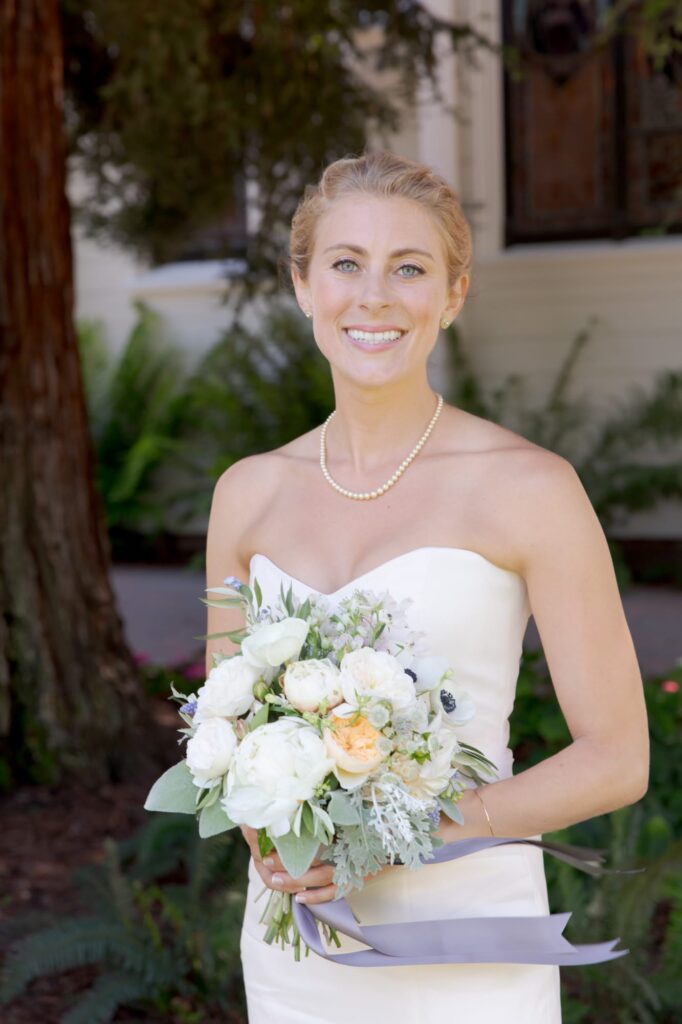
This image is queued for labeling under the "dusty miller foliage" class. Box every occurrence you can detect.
[318,781,438,899]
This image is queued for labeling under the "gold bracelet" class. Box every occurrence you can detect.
[473,787,495,837]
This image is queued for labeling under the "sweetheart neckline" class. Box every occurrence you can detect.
[248,545,525,598]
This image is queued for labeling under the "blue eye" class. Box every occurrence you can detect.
[330,258,424,277]
[332,258,358,272]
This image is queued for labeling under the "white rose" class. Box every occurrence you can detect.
[186,717,238,789]
[282,659,343,713]
[241,617,309,669]
[193,655,261,722]
[340,647,417,712]
[430,681,476,726]
[222,718,334,837]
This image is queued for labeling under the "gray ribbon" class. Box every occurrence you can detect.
[291,835,640,967]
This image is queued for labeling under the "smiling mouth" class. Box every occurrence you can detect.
[343,327,407,347]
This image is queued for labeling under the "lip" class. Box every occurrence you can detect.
[342,325,408,353]
[343,324,408,332]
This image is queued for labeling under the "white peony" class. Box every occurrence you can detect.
[339,647,417,713]
[222,718,334,837]
[241,617,309,669]
[185,717,238,789]
[193,655,261,722]
[282,658,343,713]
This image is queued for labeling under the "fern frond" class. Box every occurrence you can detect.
[61,969,150,1024]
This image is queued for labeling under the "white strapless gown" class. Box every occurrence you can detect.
[239,547,562,1022]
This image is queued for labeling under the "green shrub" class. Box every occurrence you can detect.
[510,654,682,1022]
[78,302,189,538]
[0,815,249,1023]
[168,301,334,527]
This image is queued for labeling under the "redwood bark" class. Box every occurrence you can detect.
[0,0,155,785]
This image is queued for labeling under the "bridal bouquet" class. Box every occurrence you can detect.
[144,574,497,958]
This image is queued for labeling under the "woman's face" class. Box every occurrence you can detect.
[292,194,468,390]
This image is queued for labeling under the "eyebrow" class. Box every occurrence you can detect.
[322,243,435,260]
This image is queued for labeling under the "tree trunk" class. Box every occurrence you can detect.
[0,0,157,787]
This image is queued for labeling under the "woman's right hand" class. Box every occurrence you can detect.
[239,824,334,897]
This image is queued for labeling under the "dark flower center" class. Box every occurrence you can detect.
[440,689,457,713]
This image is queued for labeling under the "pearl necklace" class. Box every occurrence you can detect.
[319,393,444,500]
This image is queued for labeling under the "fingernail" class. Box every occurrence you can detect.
[272,873,284,884]
[295,892,307,902]
[263,857,274,867]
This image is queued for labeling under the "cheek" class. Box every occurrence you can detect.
[315,276,355,312]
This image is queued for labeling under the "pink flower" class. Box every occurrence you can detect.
[661,679,679,694]
[184,660,206,681]
[134,652,149,665]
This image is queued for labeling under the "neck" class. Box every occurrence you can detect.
[325,373,440,474]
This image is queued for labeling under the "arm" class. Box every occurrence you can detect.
[204,456,335,895]
[204,457,262,676]
[439,452,650,844]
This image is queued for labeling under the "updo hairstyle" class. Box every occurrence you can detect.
[289,151,472,288]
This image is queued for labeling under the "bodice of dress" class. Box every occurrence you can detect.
[249,545,531,783]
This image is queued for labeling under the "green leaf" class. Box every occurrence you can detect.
[201,598,245,610]
[438,795,464,825]
[248,703,270,731]
[195,784,221,811]
[206,585,246,597]
[273,825,320,879]
[254,577,263,609]
[198,799,237,838]
[302,802,315,834]
[327,790,362,825]
[258,829,275,859]
[143,761,198,814]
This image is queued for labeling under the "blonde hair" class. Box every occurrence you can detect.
[289,150,472,287]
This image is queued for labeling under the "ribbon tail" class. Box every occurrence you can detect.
[287,835,635,967]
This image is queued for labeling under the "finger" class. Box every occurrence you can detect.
[294,884,338,905]
[270,864,335,893]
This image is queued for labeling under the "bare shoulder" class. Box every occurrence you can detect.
[207,455,277,560]
[483,437,604,580]
[443,408,599,574]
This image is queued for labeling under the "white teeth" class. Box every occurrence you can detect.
[345,329,404,344]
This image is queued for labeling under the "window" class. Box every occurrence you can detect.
[502,1,682,244]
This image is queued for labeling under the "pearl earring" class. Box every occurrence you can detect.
[304,310,312,319]
[441,318,450,329]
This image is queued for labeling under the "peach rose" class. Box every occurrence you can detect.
[323,712,387,790]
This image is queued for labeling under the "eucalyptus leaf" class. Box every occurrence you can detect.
[273,825,321,879]
[144,760,198,814]
[195,784,221,811]
[327,790,362,825]
[199,799,237,838]
[438,795,464,825]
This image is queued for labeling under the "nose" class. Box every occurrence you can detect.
[358,267,393,312]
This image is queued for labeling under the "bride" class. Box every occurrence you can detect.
[204,151,649,1022]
